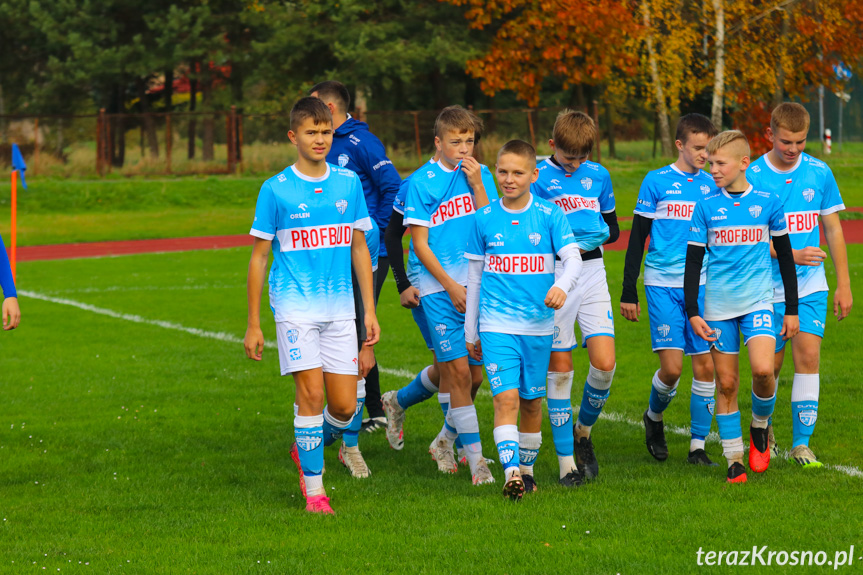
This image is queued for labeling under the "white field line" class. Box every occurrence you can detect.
[23,289,862,480]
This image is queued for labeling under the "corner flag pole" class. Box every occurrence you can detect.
[10,169,17,282]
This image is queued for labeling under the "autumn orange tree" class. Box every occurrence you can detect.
[443,0,640,107]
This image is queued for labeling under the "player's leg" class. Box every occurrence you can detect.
[547,263,580,482]
[444,355,492,483]
[431,358,461,473]
[362,258,389,429]
[642,286,685,461]
[788,293,827,467]
[742,312,779,474]
[493,387,523,499]
[320,321,362,449]
[517,335,550,493]
[340,376,371,478]
[709,318,745,483]
[685,284,717,465]
[457,360,486,466]
[769,300,789,455]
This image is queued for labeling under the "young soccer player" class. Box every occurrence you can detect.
[399,105,498,484]
[0,234,20,331]
[465,140,582,499]
[747,103,852,467]
[685,130,799,483]
[244,97,379,513]
[382,114,490,471]
[620,113,719,465]
[532,110,619,486]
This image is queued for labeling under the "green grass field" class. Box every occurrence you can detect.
[2,246,861,573]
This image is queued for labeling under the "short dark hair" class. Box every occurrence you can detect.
[675,113,718,143]
[290,97,332,132]
[310,81,351,114]
[497,139,536,167]
[434,106,476,139]
[552,110,596,158]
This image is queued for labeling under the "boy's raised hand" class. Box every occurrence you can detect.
[460,157,484,192]
[467,339,482,362]
[544,286,567,310]
[780,314,800,340]
[689,316,717,342]
[244,326,264,360]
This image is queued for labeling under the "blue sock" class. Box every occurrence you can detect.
[494,425,520,476]
[716,411,742,442]
[343,397,365,448]
[791,373,819,448]
[294,416,324,476]
[648,370,678,417]
[577,365,614,428]
[322,407,350,447]
[690,379,715,439]
[547,398,574,456]
[751,390,776,426]
[397,367,436,410]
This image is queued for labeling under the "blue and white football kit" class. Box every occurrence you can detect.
[464,195,580,479]
[403,160,497,363]
[688,186,789,354]
[636,164,714,355]
[532,158,615,350]
[250,163,372,375]
[748,152,845,452]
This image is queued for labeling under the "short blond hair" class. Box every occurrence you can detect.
[552,110,596,157]
[435,106,476,139]
[771,102,810,134]
[707,130,750,159]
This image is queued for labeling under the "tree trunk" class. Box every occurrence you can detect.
[642,0,673,156]
[201,72,214,161]
[137,78,159,158]
[354,84,368,121]
[711,0,725,129]
[164,67,174,110]
[773,9,790,106]
[110,84,124,167]
[188,73,197,160]
[0,83,6,144]
[605,101,616,159]
[116,116,126,167]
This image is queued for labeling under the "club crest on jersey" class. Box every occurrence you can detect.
[713,328,722,341]
[338,154,350,167]
[803,188,815,202]
[701,185,711,194]
[798,409,818,427]
[277,173,287,182]
[498,448,515,464]
[435,323,447,336]
[335,199,348,214]
[296,434,322,452]
[657,324,671,337]
[487,363,498,375]
[549,409,570,427]
[286,329,299,344]
[529,232,541,246]
[580,177,593,191]
[749,205,763,218]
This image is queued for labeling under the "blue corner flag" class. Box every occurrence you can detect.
[11,143,27,190]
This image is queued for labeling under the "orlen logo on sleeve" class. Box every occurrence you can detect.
[430,193,475,226]
[278,224,353,251]
[550,194,598,214]
[656,200,695,220]
[708,225,767,246]
[485,254,553,274]
[785,211,819,234]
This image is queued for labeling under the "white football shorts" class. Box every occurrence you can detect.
[551,260,615,352]
[276,319,358,376]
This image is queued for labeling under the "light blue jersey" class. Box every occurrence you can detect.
[403,160,498,296]
[689,186,788,321]
[365,219,380,272]
[635,164,715,287]
[532,158,614,251]
[250,164,372,322]
[748,153,845,302]
[465,195,576,336]
[393,159,434,286]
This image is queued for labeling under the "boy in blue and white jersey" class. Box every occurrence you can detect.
[465,140,582,499]
[395,105,498,485]
[244,97,379,514]
[747,103,852,468]
[684,130,799,484]
[620,114,719,466]
[531,110,619,486]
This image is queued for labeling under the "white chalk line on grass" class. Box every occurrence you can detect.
[23,289,862,480]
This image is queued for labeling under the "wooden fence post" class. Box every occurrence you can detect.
[413,112,421,163]
[165,115,172,174]
[96,109,105,176]
[33,118,39,176]
[526,109,536,149]
[593,100,601,164]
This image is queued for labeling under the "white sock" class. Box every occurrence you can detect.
[558,455,577,479]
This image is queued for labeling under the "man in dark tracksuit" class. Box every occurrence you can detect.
[311,81,402,431]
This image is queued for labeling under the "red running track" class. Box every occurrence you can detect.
[8,219,863,262]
